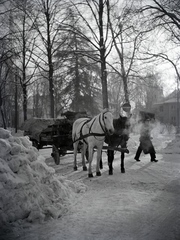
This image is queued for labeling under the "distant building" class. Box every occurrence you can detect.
[132,82,164,119]
[153,90,180,127]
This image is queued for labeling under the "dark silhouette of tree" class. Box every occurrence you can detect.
[140,0,180,45]
[55,8,101,115]
[70,0,114,109]
[0,57,8,128]
[32,0,70,118]
[7,0,37,121]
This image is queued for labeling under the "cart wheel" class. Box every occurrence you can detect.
[52,145,60,165]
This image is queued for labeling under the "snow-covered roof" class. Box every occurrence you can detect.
[163,98,179,104]
[153,97,180,105]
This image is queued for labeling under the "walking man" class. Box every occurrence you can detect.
[134,118,158,162]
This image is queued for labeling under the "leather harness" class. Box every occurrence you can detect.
[73,111,110,143]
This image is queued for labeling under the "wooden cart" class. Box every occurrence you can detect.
[23,111,88,165]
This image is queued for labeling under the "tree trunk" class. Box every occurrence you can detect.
[99,0,109,109]
[121,71,130,104]
[22,84,27,121]
[22,15,27,121]
[0,92,6,129]
[46,3,55,118]
[107,0,130,105]
[74,53,80,112]
[100,50,109,109]
[15,74,18,132]
[47,31,55,118]
[0,107,6,129]
[49,65,55,118]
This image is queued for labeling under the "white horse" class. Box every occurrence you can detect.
[72,109,114,177]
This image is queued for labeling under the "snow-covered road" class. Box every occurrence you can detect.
[5,141,180,240]
[1,128,180,240]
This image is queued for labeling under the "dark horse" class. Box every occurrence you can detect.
[103,115,130,175]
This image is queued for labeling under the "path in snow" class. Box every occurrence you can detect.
[4,142,180,240]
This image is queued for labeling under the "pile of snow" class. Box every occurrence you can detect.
[163,134,180,154]
[151,121,176,151]
[0,128,87,230]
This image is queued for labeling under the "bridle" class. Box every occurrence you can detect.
[98,111,111,135]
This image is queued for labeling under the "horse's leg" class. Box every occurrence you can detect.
[88,144,94,178]
[121,152,125,173]
[85,145,89,163]
[99,151,103,169]
[82,143,87,171]
[96,147,102,176]
[108,149,114,175]
[73,141,79,171]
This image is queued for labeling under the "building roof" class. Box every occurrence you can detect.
[165,89,180,100]
[153,90,180,105]
[164,98,179,104]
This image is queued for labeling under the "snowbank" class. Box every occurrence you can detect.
[163,134,180,154]
[0,128,87,230]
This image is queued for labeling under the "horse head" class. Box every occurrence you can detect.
[113,114,131,136]
[101,109,114,135]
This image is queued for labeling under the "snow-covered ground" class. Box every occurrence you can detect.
[0,122,180,240]
[0,128,87,237]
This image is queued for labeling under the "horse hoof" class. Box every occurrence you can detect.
[121,169,125,173]
[96,171,101,176]
[74,166,78,171]
[88,173,93,178]
[83,166,87,171]
[109,170,113,175]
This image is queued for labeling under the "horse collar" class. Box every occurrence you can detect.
[89,113,107,135]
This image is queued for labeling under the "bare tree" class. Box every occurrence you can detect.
[70,0,114,109]
[32,0,69,118]
[0,1,16,128]
[106,0,150,107]
[137,0,180,79]
[140,0,180,45]
[8,0,37,121]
